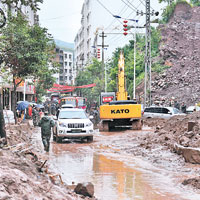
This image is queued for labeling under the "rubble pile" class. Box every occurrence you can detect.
[151,2,200,106]
[142,112,200,152]
[0,123,96,200]
[141,112,200,190]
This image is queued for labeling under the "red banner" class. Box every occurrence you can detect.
[75,83,96,88]
[48,83,96,93]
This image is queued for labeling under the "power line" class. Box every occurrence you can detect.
[136,0,155,11]
[121,0,137,12]
[105,0,131,30]
[96,0,123,26]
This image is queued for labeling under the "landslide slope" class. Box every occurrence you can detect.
[151,2,200,106]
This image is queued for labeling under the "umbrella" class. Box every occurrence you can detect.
[17,101,30,111]
[35,104,44,109]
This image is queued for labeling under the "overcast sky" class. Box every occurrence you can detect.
[38,0,84,43]
[38,0,166,45]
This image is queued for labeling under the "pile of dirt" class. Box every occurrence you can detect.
[137,2,200,107]
[143,111,200,149]
[0,122,97,200]
[140,112,200,190]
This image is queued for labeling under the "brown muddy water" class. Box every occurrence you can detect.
[47,140,200,200]
[32,127,200,200]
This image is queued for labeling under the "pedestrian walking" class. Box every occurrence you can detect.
[38,111,55,152]
[181,102,186,113]
[174,100,180,110]
[28,105,32,119]
[32,106,39,126]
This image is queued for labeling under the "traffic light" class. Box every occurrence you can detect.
[97,48,101,59]
[123,20,128,36]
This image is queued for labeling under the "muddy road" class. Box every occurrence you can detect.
[33,126,200,200]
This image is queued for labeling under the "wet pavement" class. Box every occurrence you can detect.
[32,127,200,200]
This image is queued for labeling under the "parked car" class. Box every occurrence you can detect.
[53,108,94,143]
[3,110,15,124]
[143,106,186,119]
[186,105,200,114]
[186,106,195,114]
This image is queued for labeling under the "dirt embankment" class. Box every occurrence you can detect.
[141,112,200,190]
[136,3,200,107]
[152,3,200,106]
[0,122,96,200]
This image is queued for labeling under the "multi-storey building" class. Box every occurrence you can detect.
[53,40,75,86]
[74,0,100,72]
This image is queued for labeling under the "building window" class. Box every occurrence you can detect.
[59,76,63,81]
[69,54,72,60]
[69,69,72,73]
[60,69,63,74]
[65,54,67,59]
[65,62,67,66]
[65,69,68,73]
[69,62,72,67]
[65,76,68,81]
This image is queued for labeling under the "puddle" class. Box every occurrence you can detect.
[48,142,197,200]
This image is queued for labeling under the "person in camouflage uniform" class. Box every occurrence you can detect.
[38,111,55,152]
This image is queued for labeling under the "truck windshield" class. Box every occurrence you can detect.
[59,110,87,119]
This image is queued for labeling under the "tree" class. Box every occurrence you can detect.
[0,0,44,139]
[190,0,200,6]
[75,59,104,105]
[34,65,58,103]
[0,12,57,123]
[2,0,43,11]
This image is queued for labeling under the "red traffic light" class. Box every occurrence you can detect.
[123,32,128,36]
[123,28,128,31]
[123,24,128,28]
[123,20,128,23]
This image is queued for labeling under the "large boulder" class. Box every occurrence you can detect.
[74,182,94,197]
[174,143,200,164]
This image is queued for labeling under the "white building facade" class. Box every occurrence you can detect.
[53,45,75,86]
[74,0,103,73]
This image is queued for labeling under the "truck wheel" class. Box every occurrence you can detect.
[87,136,93,143]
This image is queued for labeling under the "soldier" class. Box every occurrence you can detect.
[32,106,39,126]
[38,111,55,152]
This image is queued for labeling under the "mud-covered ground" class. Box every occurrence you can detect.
[1,111,200,199]
[0,122,96,200]
[114,111,200,191]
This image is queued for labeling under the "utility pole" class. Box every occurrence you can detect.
[133,22,137,100]
[98,31,109,91]
[137,0,156,108]
[145,0,151,108]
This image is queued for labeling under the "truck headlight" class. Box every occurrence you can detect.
[85,122,93,127]
[59,122,67,127]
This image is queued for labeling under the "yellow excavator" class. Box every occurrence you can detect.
[99,51,142,131]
